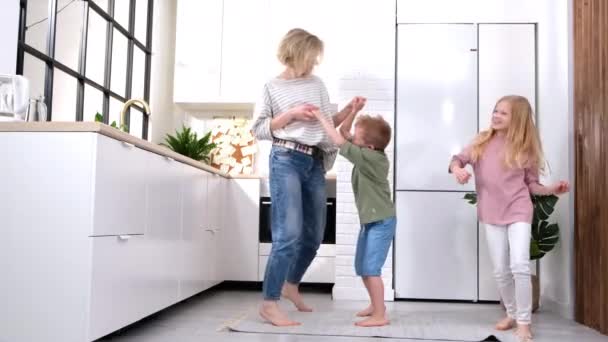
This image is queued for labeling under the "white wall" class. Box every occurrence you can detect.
[397,0,574,318]
[0,0,20,74]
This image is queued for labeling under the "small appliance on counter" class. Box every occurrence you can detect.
[0,74,30,122]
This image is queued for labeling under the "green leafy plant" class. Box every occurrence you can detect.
[94,112,128,132]
[463,193,560,260]
[161,125,217,163]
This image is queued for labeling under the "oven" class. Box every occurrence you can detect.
[258,197,336,244]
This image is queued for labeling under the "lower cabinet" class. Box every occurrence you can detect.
[89,235,152,341]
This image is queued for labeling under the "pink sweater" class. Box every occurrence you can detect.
[451,134,551,225]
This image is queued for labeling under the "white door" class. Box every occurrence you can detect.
[180,164,208,299]
[395,24,478,192]
[477,24,536,301]
[394,192,478,300]
[221,179,260,281]
[145,154,182,307]
[173,0,223,102]
[221,0,271,102]
[93,135,148,236]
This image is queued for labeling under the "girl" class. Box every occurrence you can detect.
[251,28,366,326]
[449,95,569,342]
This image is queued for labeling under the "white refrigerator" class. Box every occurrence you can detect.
[394,23,536,301]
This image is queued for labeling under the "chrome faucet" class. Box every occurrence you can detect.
[120,99,151,129]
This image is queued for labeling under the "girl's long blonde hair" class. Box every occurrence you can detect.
[277,28,323,77]
[471,95,545,171]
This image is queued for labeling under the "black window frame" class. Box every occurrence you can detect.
[16,0,154,139]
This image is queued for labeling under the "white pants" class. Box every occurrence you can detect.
[485,222,532,324]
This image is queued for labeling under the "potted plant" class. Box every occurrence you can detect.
[463,193,560,312]
[160,125,217,163]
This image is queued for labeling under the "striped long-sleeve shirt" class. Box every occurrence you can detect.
[251,75,338,171]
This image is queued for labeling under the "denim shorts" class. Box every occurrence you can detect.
[354,216,396,276]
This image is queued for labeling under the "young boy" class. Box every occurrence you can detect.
[313,107,396,327]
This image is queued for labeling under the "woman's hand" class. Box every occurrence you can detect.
[288,104,318,122]
[344,96,366,114]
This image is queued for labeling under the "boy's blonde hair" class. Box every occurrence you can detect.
[355,114,392,151]
[277,28,323,77]
[471,95,545,171]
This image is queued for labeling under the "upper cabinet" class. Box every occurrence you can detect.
[174,0,223,104]
[174,0,271,108]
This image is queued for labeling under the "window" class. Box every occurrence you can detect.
[17,0,154,139]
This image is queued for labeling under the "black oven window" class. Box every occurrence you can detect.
[259,197,336,244]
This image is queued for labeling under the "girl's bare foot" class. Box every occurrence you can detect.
[495,316,516,330]
[356,305,374,317]
[259,301,300,327]
[515,324,533,342]
[281,283,313,312]
[355,314,390,327]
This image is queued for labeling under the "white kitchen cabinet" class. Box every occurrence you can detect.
[174,0,269,106]
[394,191,478,300]
[93,135,148,236]
[0,130,233,342]
[0,133,96,342]
[180,163,208,299]
[207,173,223,232]
[174,0,223,103]
[89,234,152,341]
[222,178,260,281]
[145,153,182,307]
[221,0,271,102]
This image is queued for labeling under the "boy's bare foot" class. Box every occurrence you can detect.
[515,324,533,342]
[356,305,374,317]
[495,316,516,330]
[259,301,300,327]
[355,314,390,327]
[282,283,313,312]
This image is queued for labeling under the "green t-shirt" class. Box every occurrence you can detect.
[339,141,396,224]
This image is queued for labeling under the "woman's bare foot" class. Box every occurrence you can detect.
[281,283,313,312]
[355,314,390,327]
[515,324,533,342]
[495,316,516,330]
[259,301,300,327]
[356,305,374,317]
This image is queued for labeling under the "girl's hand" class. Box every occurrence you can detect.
[288,104,318,122]
[452,166,472,184]
[551,180,570,195]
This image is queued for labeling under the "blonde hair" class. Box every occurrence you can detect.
[277,28,323,77]
[355,114,392,151]
[471,95,545,171]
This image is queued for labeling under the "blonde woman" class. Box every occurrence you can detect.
[449,95,569,342]
[251,28,366,326]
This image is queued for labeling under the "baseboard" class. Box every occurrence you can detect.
[332,287,395,301]
[540,296,574,320]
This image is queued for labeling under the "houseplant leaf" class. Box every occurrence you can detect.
[160,125,216,163]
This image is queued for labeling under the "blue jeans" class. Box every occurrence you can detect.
[354,216,396,277]
[262,146,326,300]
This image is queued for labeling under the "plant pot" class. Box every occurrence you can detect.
[500,274,540,313]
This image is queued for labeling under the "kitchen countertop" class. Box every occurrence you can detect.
[0,122,339,181]
[0,122,231,177]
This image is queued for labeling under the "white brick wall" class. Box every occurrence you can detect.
[305,0,397,301]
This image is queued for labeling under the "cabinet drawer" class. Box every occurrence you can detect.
[92,135,148,236]
[89,235,150,340]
